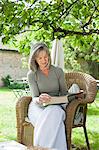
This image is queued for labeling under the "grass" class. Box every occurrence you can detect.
[0,87,99,150]
[0,87,11,92]
[0,87,17,141]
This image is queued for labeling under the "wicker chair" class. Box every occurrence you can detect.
[16,72,97,150]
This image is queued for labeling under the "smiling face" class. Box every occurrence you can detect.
[35,50,49,70]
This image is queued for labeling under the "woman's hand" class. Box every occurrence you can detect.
[39,93,51,104]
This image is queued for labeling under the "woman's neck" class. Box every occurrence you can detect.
[40,67,49,76]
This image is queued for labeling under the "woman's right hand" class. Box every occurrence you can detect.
[38,93,51,104]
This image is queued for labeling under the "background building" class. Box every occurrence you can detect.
[0,46,28,87]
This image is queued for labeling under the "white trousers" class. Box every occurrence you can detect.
[28,83,80,150]
[28,102,67,150]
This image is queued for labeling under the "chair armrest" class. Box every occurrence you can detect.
[16,96,32,142]
[64,84,96,149]
[65,72,97,104]
[64,98,85,148]
[16,96,32,123]
[65,99,85,125]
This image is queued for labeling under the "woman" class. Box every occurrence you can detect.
[27,42,77,150]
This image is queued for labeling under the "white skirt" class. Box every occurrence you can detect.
[28,102,67,150]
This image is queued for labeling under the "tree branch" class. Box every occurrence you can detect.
[54,27,99,37]
[19,26,43,34]
[91,0,99,11]
[82,6,96,29]
[29,0,38,8]
[18,26,99,38]
[58,0,79,19]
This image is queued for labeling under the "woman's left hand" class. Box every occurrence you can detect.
[39,93,51,104]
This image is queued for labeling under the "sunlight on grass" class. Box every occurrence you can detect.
[0,88,17,142]
[0,87,11,92]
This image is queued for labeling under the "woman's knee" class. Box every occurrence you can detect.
[45,105,65,119]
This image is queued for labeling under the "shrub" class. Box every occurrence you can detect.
[9,82,26,89]
[1,75,11,87]
[1,75,28,89]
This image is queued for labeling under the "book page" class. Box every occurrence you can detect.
[42,95,69,106]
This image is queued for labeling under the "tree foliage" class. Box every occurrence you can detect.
[0,0,99,62]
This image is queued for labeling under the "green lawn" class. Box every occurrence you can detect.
[0,87,17,141]
[0,87,99,149]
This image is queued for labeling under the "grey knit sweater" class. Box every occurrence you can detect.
[27,65,68,99]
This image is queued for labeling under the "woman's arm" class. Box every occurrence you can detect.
[56,68,75,101]
[56,67,68,96]
[27,70,51,104]
[27,71,40,103]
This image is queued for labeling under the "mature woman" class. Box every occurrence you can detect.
[27,42,77,150]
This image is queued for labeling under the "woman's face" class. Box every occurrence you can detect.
[35,50,49,70]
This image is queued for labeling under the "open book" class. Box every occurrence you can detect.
[42,91,83,106]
